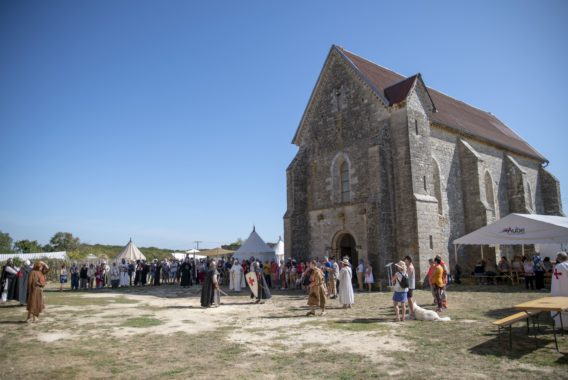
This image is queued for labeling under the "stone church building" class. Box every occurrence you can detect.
[284,45,563,282]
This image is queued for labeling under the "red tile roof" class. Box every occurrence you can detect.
[336,46,546,161]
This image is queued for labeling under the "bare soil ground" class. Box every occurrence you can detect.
[0,284,567,379]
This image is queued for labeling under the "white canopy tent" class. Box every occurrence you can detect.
[115,239,146,262]
[0,251,67,262]
[172,250,205,261]
[232,227,278,263]
[452,213,568,262]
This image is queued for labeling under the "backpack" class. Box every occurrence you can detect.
[398,273,409,288]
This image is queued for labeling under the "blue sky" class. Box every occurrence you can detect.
[1,0,567,250]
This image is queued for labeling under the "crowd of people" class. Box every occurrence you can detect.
[0,258,49,322]
[471,252,558,290]
[3,251,567,326]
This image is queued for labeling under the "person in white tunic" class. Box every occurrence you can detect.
[230,259,243,292]
[119,259,129,287]
[551,251,568,330]
[338,258,354,308]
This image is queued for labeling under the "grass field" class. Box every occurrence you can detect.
[0,283,566,379]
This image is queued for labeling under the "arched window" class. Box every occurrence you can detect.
[432,159,442,215]
[340,161,350,202]
[485,171,495,214]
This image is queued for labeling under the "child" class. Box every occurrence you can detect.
[391,261,409,322]
[364,262,374,292]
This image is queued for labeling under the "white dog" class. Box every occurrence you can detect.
[412,301,451,322]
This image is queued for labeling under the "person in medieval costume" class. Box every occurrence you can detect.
[16,260,32,305]
[102,261,110,288]
[119,258,129,287]
[70,262,79,290]
[1,258,18,303]
[27,261,49,323]
[306,260,326,316]
[230,259,243,292]
[110,262,120,288]
[551,251,568,330]
[141,260,149,286]
[338,258,354,308]
[153,260,162,286]
[248,261,272,303]
[200,260,220,307]
[326,258,338,298]
[180,258,192,288]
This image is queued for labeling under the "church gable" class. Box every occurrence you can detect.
[292,46,389,148]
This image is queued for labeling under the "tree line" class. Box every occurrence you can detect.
[0,230,176,261]
[0,230,243,262]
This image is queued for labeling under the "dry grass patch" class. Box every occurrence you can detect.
[0,284,567,379]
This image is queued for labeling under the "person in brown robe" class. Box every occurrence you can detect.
[307,260,326,316]
[27,261,49,323]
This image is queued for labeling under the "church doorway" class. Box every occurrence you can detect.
[333,232,358,284]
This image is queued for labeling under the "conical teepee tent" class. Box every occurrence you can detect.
[232,227,277,262]
[116,239,146,262]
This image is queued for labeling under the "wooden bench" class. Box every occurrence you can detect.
[493,311,541,350]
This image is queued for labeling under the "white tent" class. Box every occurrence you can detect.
[232,227,278,262]
[0,251,67,262]
[273,236,285,263]
[452,213,568,262]
[172,250,205,260]
[115,239,146,262]
[453,214,568,245]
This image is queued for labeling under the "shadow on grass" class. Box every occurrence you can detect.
[447,284,549,294]
[0,304,25,308]
[335,317,391,324]
[0,320,28,324]
[469,329,562,358]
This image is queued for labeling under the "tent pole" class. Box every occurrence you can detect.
[481,245,484,260]
[522,244,525,257]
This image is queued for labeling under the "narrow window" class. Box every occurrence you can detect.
[415,119,419,135]
[527,182,533,210]
[485,171,495,216]
[423,175,427,192]
[429,235,434,250]
[433,160,443,215]
[340,161,350,202]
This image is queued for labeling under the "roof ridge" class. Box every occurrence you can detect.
[338,46,499,119]
[335,45,407,81]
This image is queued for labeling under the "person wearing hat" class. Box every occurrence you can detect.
[391,261,409,322]
[338,258,354,308]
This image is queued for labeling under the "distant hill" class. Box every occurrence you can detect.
[72,243,176,262]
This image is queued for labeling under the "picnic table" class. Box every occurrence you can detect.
[514,296,568,351]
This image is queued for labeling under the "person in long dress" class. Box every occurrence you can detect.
[200,260,220,307]
[364,262,374,292]
[307,260,326,316]
[1,258,18,303]
[27,261,49,323]
[230,259,243,292]
[338,259,354,308]
[119,259,129,287]
[180,259,192,287]
[551,251,568,330]
[17,260,32,305]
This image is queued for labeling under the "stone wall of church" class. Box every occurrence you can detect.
[429,125,551,271]
[286,50,394,281]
